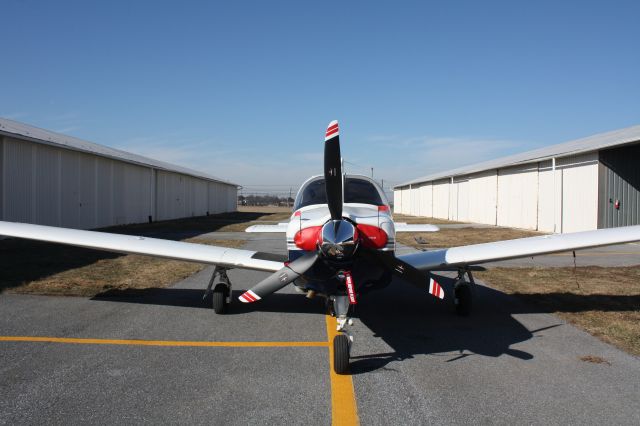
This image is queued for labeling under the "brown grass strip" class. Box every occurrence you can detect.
[477,267,640,356]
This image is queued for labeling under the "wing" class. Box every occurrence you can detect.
[399,225,640,271]
[394,223,440,232]
[0,221,283,272]
[245,223,289,233]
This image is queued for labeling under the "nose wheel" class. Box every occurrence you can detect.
[330,294,353,374]
[333,334,350,374]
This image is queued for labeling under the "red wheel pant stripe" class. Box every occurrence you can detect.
[243,292,255,302]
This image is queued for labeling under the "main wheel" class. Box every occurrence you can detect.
[455,284,472,316]
[212,283,228,314]
[333,334,350,374]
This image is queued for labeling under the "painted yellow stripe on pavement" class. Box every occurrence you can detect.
[0,336,328,347]
[325,315,360,426]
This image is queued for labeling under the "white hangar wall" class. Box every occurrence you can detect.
[0,134,238,229]
[393,152,599,232]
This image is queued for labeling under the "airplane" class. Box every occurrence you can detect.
[2,119,640,374]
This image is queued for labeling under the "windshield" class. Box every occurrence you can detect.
[294,177,385,210]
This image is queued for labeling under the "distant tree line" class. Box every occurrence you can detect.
[238,194,294,206]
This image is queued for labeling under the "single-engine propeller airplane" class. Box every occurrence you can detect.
[2,120,640,374]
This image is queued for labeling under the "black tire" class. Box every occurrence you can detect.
[333,334,350,374]
[455,284,472,316]
[212,283,228,314]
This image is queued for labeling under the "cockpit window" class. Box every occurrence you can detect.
[294,177,385,210]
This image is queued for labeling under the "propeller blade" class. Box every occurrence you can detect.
[324,120,343,221]
[362,249,445,300]
[238,252,319,303]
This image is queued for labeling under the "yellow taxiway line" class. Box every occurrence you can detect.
[1,317,360,425]
[0,336,328,347]
[325,315,360,426]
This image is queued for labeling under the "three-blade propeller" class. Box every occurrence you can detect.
[239,120,343,303]
[238,119,442,304]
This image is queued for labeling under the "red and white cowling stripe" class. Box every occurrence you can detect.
[428,277,444,299]
[238,290,261,303]
[325,120,339,141]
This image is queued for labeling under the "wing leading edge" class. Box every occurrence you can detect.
[0,221,283,272]
[399,225,640,271]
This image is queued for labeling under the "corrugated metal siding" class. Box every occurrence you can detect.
[400,187,411,214]
[452,178,470,221]
[432,179,449,219]
[96,157,114,228]
[4,137,34,222]
[419,183,433,217]
[558,152,598,232]
[228,185,237,211]
[537,160,559,232]
[1,136,235,229]
[78,153,97,229]
[156,170,184,221]
[496,164,539,229]
[34,144,61,226]
[410,184,421,216]
[467,170,497,225]
[193,178,208,217]
[60,149,80,227]
[394,153,600,232]
[599,143,640,228]
[393,189,401,214]
[207,182,219,214]
[0,137,4,220]
[119,163,152,225]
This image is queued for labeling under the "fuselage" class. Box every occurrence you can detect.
[285,174,396,295]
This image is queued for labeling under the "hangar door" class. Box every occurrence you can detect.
[599,143,640,228]
[496,164,538,230]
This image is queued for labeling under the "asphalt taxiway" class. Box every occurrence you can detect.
[1,234,639,424]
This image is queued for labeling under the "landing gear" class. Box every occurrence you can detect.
[333,334,350,374]
[454,268,475,316]
[204,267,232,314]
[212,284,228,314]
[330,294,353,374]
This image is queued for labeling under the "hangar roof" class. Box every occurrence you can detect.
[0,117,238,187]
[395,124,640,189]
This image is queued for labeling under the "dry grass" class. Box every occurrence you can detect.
[477,267,640,356]
[579,355,611,365]
[397,227,542,248]
[3,238,243,297]
[0,207,294,297]
[392,213,465,225]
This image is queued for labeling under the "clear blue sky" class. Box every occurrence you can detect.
[2,0,639,196]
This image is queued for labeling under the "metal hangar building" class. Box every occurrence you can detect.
[393,125,640,233]
[0,118,238,229]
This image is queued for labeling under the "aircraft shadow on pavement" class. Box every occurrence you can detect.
[349,275,558,375]
[92,288,326,315]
